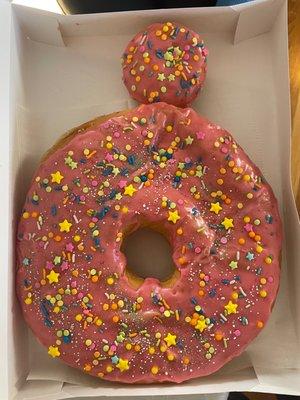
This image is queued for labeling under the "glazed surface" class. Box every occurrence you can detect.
[122,22,207,107]
[17,103,281,383]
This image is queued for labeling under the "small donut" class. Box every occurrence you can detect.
[122,22,208,107]
[16,103,281,383]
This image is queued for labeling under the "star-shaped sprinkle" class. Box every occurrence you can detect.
[246,252,255,261]
[48,346,60,358]
[164,332,177,347]
[115,192,122,200]
[244,223,253,232]
[116,358,129,372]
[168,210,180,224]
[111,355,119,364]
[157,73,166,81]
[118,179,127,189]
[51,171,64,184]
[178,162,185,170]
[195,318,207,332]
[229,260,238,270]
[53,256,61,265]
[45,261,53,270]
[185,135,194,145]
[168,73,175,81]
[210,202,223,215]
[224,300,238,315]
[105,153,114,162]
[124,184,137,197]
[46,270,60,284]
[65,242,74,252]
[196,131,206,140]
[112,167,120,176]
[59,219,72,233]
[221,217,234,230]
[22,257,31,266]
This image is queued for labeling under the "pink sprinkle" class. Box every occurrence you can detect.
[204,275,210,282]
[92,217,98,223]
[139,45,145,52]
[196,131,205,140]
[61,261,69,271]
[183,54,190,61]
[80,195,85,201]
[195,247,202,254]
[77,292,83,299]
[46,261,53,270]
[83,309,89,315]
[105,153,114,162]
[234,329,241,337]
[141,129,148,136]
[65,243,74,252]
[90,343,96,350]
[268,276,274,283]
[159,306,164,313]
[185,157,191,163]
[118,179,127,189]
[221,146,228,154]
[71,281,77,288]
[220,237,227,244]
[244,223,253,232]
[178,199,184,205]
[111,345,117,352]
[114,131,120,138]
[202,48,209,57]
[91,180,98,187]
[184,45,190,51]
[224,138,230,144]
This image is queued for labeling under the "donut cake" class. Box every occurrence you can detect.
[122,22,208,107]
[16,102,282,383]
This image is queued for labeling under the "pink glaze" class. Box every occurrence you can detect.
[16,103,282,383]
[122,22,207,107]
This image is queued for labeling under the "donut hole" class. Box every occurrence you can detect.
[121,227,178,288]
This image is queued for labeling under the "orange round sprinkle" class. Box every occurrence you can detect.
[257,321,264,328]
[91,275,99,283]
[248,231,255,238]
[54,235,61,242]
[238,238,245,245]
[112,315,119,323]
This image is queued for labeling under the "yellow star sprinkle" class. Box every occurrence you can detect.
[48,346,60,358]
[224,300,238,315]
[46,270,60,284]
[51,171,64,184]
[123,184,137,197]
[168,210,180,224]
[221,217,234,230]
[59,219,72,233]
[116,358,129,372]
[185,135,194,145]
[195,318,207,333]
[164,332,177,347]
[210,202,223,215]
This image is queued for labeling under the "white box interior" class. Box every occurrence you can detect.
[3,0,300,399]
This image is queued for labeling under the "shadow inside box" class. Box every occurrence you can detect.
[228,393,299,400]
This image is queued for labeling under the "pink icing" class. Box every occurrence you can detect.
[122,22,207,107]
[16,103,282,383]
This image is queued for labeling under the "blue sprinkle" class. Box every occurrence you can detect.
[51,205,57,216]
[63,335,71,344]
[180,78,191,90]
[155,49,164,59]
[190,297,197,305]
[209,289,217,298]
[128,155,136,165]
[221,279,230,285]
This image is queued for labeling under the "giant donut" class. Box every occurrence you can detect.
[16,102,282,383]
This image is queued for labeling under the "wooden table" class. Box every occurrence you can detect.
[289,0,300,213]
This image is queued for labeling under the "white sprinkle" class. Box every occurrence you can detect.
[73,214,79,223]
[239,286,247,297]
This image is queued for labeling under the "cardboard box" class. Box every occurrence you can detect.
[1,0,299,398]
